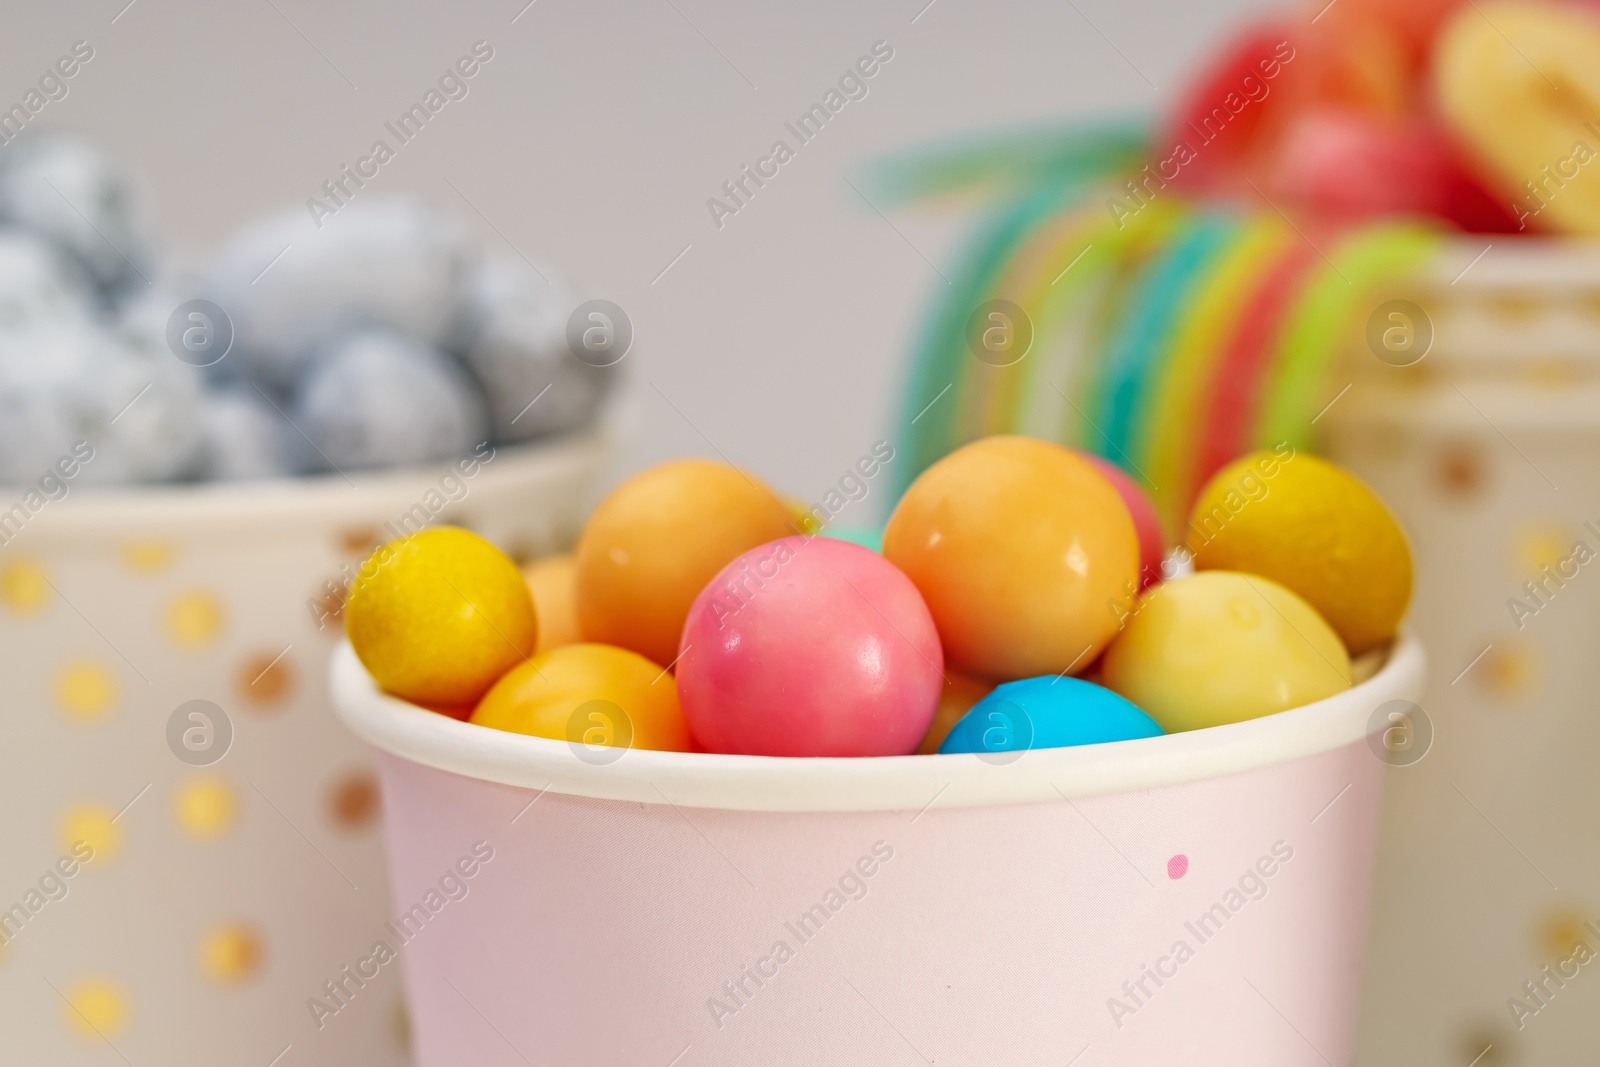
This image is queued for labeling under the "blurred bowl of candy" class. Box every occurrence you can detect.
[331,438,1423,1066]
[0,133,626,1066]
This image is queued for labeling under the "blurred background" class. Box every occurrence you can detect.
[0,0,1275,495]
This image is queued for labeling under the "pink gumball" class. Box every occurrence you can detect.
[1080,452,1165,590]
[676,536,944,757]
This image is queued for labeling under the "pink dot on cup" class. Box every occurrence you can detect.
[1167,854,1189,880]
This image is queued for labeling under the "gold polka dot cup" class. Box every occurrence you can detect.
[0,423,621,1065]
[1324,239,1600,1062]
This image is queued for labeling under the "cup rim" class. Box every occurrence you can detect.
[9,396,635,541]
[330,632,1426,813]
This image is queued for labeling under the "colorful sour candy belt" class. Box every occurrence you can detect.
[890,180,1441,537]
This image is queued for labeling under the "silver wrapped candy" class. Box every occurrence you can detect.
[193,387,295,481]
[455,252,617,443]
[290,328,488,473]
[0,133,152,302]
[0,322,202,484]
[0,228,95,332]
[203,197,467,390]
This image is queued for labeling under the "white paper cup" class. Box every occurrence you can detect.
[334,633,1424,1066]
[0,416,622,1066]
[1326,237,1600,1063]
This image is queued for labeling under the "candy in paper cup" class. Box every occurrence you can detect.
[333,632,1424,1066]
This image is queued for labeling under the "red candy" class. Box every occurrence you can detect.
[1262,109,1441,221]
[676,536,943,757]
[1159,21,1303,193]
[1261,110,1527,230]
[1155,0,1523,235]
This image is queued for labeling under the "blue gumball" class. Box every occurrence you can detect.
[937,676,1162,756]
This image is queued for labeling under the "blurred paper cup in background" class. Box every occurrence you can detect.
[0,414,623,1066]
[1327,238,1600,1065]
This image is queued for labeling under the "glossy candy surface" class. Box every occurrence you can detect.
[346,526,537,711]
[938,676,1162,755]
[575,459,795,666]
[1186,450,1411,654]
[676,537,943,757]
[472,643,691,753]
[884,436,1139,681]
[1101,570,1351,733]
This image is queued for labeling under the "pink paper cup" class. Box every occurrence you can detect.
[332,636,1424,1066]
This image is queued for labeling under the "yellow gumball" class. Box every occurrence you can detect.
[472,643,691,753]
[1101,571,1351,733]
[1186,450,1412,655]
[346,526,537,711]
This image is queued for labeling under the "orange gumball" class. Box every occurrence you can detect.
[575,459,796,666]
[523,554,581,654]
[884,436,1139,681]
[914,671,993,755]
[472,643,691,753]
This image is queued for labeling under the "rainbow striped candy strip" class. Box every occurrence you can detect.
[880,121,1445,532]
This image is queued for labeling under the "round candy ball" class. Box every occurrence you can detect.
[0,133,152,299]
[1186,450,1412,654]
[0,322,204,486]
[938,676,1162,755]
[1080,451,1165,590]
[291,328,489,473]
[522,553,581,655]
[455,252,614,442]
[1101,570,1352,733]
[473,643,691,753]
[914,671,993,755]
[346,526,537,711]
[193,387,295,481]
[575,459,795,666]
[203,197,466,389]
[883,436,1139,681]
[676,536,943,757]
[0,229,94,332]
